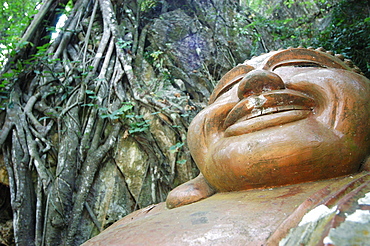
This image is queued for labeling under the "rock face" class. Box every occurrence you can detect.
[0,183,12,245]
[0,156,8,186]
[147,4,255,102]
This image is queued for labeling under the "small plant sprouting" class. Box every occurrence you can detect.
[169,142,184,153]
[100,102,134,120]
[128,118,151,134]
[100,101,151,134]
[116,38,133,50]
[176,159,187,165]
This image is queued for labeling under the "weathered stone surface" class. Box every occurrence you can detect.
[77,158,137,242]
[0,155,8,186]
[0,183,13,245]
[280,178,370,246]
[149,9,215,100]
[148,2,255,102]
[147,115,177,173]
[115,134,149,202]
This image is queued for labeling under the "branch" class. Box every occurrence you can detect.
[99,0,140,92]
[82,0,99,67]
[25,127,54,191]
[65,123,121,244]
[0,115,15,147]
[24,92,47,134]
[20,0,54,45]
[79,36,113,158]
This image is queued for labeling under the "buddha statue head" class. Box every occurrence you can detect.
[187,47,370,192]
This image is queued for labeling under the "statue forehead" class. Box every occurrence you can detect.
[209,48,353,104]
[245,48,352,70]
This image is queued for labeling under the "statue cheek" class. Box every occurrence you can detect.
[319,71,370,138]
[187,112,209,167]
[188,102,236,169]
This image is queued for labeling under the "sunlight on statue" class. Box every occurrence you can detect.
[166,47,370,209]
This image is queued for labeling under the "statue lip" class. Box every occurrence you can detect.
[224,90,315,137]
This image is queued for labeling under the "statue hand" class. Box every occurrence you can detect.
[166,174,216,209]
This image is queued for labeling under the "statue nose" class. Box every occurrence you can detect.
[237,70,285,100]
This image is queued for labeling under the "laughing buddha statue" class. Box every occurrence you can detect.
[83,48,370,246]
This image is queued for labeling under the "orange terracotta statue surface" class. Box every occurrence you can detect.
[167,47,370,208]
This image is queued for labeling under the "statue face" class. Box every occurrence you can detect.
[188,48,370,191]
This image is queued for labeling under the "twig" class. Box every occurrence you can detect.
[66,123,121,244]
[83,0,99,68]
[84,202,102,232]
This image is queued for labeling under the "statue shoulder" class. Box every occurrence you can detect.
[270,172,370,246]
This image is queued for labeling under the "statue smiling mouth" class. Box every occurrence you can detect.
[224,89,315,137]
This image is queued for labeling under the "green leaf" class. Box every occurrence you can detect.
[169,142,184,153]
[81,103,95,107]
[120,104,133,112]
[176,159,187,165]
[1,72,14,78]
[125,114,135,119]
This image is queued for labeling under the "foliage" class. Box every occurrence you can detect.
[100,101,152,133]
[139,0,159,12]
[116,38,133,50]
[240,0,332,49]
[240,0,370,77]
[0,0,39,66]
[240,0,264,11]
[169,142,184,153]
[315,0,370,77]
[0,0,40,110]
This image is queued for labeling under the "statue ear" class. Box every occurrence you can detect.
[361,155,370,172]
